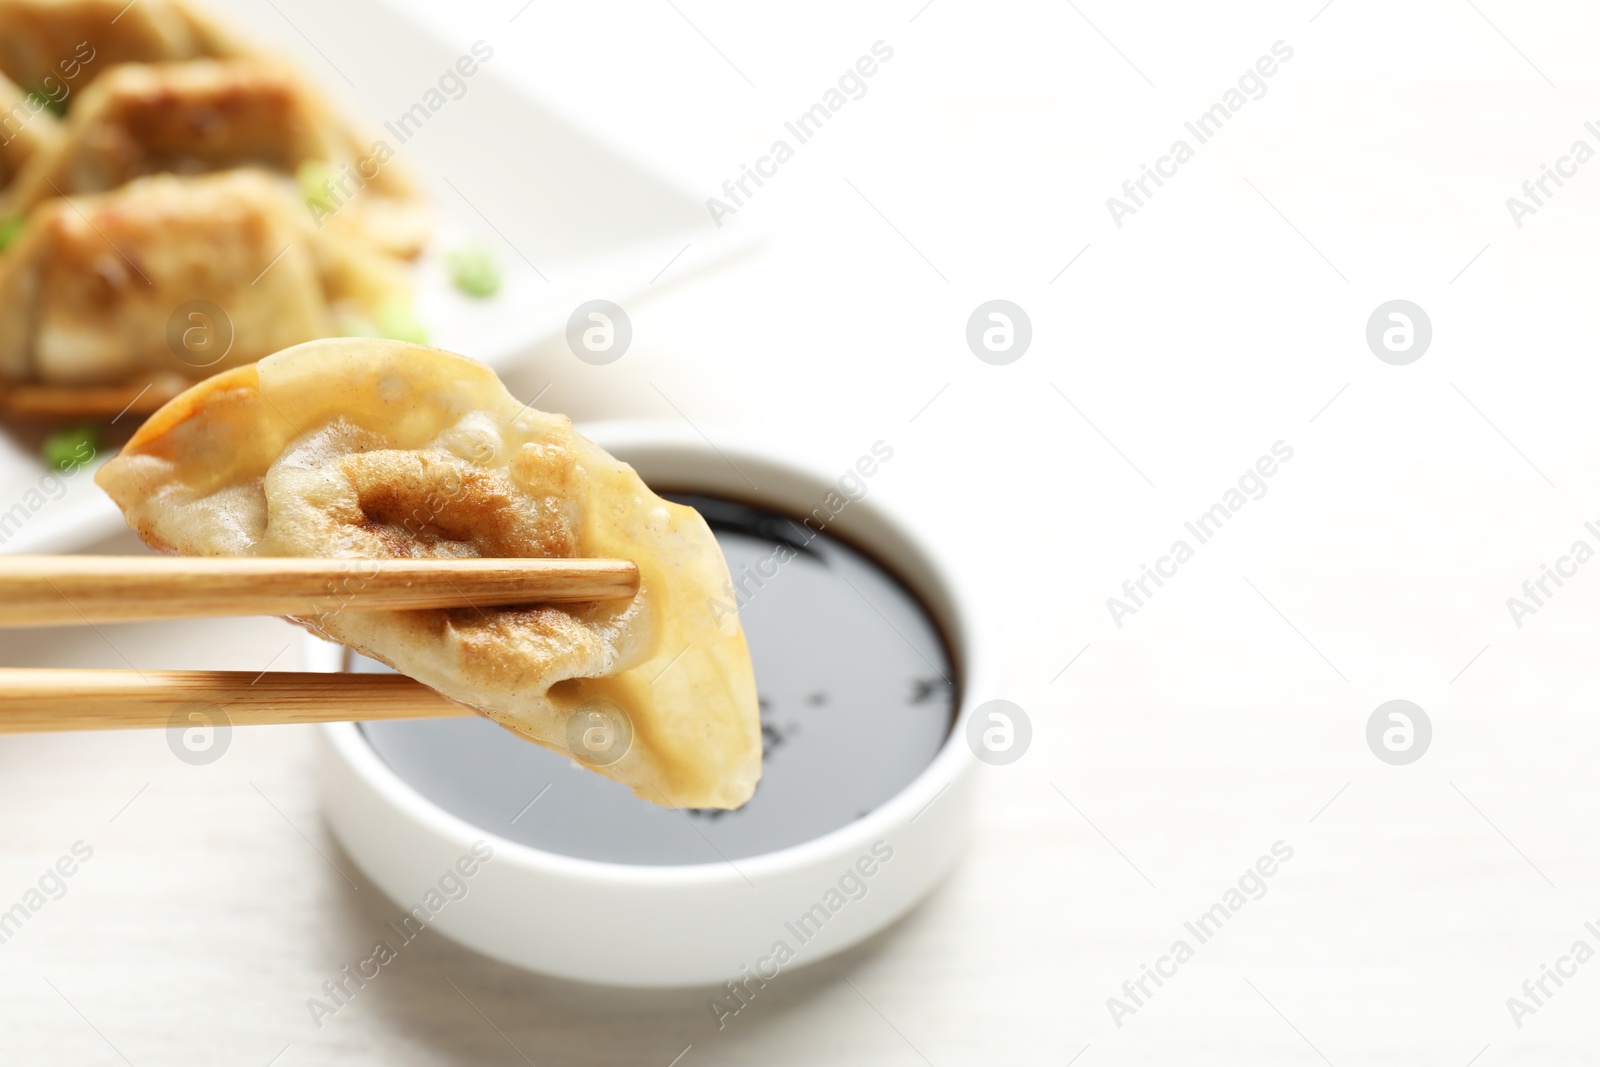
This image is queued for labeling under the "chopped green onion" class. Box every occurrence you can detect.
[0,216,23,252]
[24,87,66,117]
[447,246,501,298]
[337,314,378,339]
[42,424,100,472]
[297,160,337,212]
[337,298,427,344]
[377,296,428,344]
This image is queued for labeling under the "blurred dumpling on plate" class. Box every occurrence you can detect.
[0,169,409,415]
[0,0,241,100]
[0,70,59,194]
[0,58,429,259]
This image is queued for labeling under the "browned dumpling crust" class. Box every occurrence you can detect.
[1,59,429,259]
[0,0,241,98]
[95,340,763,809]
[0,71,59,190]
[0,169,408,388]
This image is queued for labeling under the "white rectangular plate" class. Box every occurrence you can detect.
[0,0,743,555]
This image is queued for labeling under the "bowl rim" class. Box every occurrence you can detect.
[319,418,993,886]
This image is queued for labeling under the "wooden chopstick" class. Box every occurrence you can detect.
[0,556,639,627]
[0,670,474,732]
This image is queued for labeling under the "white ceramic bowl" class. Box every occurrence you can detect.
[311,421,993,987]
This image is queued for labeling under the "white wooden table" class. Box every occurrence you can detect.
[5,0,1600,1062]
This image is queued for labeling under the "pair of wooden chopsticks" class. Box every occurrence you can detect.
[0,556,638,734]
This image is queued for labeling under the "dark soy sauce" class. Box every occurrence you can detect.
[356,495,957,865]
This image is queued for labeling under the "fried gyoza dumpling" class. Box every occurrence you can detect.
[0,71,59,191]
[95,340,763,809]
[0,0,240,99]
[0,170,407,394]
[1,58,428,258]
